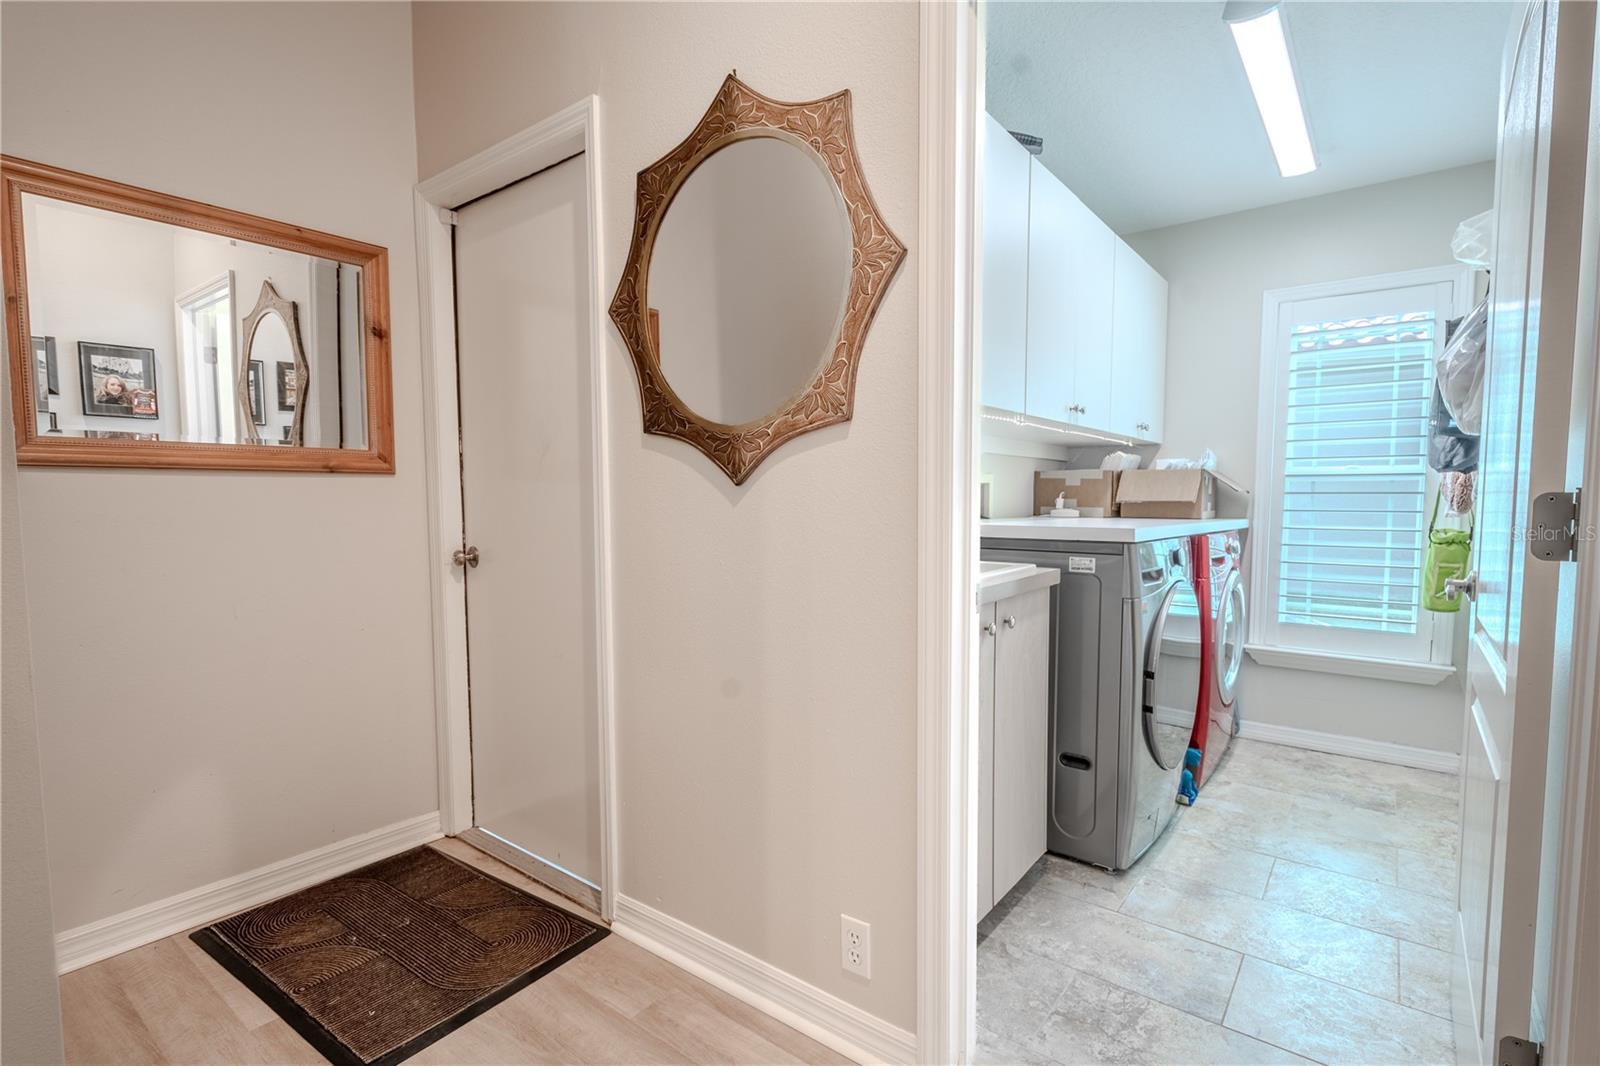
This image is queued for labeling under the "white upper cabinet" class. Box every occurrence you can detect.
[1026,160,1115,426]
[1109,242,1168,441]
[1024,157,1074,422]
[1064,194,1115,427]
[981,115,1031,415]
[981,115,1167,443]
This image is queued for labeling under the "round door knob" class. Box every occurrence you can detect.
[453,545,481,569]
[1443,570,1477,602]
[1003,615,1018,628]
[983,621,998,636]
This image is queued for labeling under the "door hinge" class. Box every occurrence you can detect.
[1498,1035,1541,1066]
[1529,488,1581,563]
[438,206,459,226]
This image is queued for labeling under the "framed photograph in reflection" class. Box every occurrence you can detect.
[275,360,296,411]
[247,360,266,426]
[31,336,58,409]
[79,342,157,419]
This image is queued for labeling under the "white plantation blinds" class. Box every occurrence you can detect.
[1256,269,1464,667]
[1278,311,1434,635]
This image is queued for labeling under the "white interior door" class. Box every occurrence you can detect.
[1454,3,1595,1061]
[453,154,603,904]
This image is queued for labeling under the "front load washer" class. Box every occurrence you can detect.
[981,534,1201,871]
[1187,528,1246,790]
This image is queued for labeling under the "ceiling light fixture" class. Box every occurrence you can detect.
[1223,0,1317,178]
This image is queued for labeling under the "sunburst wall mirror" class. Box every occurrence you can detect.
[609,74,905,485]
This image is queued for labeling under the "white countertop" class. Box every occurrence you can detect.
[977,561,1061,605]
[981,516,1249,543]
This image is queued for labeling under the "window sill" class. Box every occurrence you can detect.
[1244,643,1455,686]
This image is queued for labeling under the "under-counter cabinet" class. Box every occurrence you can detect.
[976,568,1058,917]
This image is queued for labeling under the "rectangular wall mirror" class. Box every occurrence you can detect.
[2,156,394,472]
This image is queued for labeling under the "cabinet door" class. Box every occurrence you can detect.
[981,115,1030,413]
[1066,201,1116,428]
[1024,159,1075,423]
[993,588,1051,902]
[977,602,997,916]
[1110,241,1168,441]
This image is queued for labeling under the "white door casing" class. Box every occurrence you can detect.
[413,98,618,922]
[1454,2,1595,1062]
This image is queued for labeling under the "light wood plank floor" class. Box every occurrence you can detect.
[60,837,851,1066]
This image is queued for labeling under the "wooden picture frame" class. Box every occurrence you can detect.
[1,155,395,472]
[609,75,905,485]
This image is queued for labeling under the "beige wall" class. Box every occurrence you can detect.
[1127,162,1496,754]
[2,361,65,1063]
[413,2,920,1029]
[0,2,439,932]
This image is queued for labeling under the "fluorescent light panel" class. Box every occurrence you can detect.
[1227,5,1317,177]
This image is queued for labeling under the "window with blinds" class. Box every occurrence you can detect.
[1278,311,1433,634]
[1254,268,1464,667]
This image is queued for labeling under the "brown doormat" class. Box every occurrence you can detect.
[191,844,607,1066]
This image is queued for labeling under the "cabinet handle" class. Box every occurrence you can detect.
[983,621,998,636]
[1003,615,1018,629]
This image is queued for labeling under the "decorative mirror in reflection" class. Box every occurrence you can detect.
[3,157,392,472]
[610,75,905,485]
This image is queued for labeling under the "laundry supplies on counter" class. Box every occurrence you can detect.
[1034,469,1120,517]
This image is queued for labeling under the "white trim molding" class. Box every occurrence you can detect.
[1244,643,1457,686]
[612,896,915,1066]
[54,812,442,974]
[413,96,620,922]
[1236,718,1459,774]
[918,0,983,1063]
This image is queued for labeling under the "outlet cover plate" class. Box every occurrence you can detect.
[840,914,871,979]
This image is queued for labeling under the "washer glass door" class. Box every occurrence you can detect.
[1216,570,1246,704]
[1143,577,1201,770]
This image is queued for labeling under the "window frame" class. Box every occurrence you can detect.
[1248,264,1474,669]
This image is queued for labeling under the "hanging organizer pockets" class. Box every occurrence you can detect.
[1423,488,1473,613]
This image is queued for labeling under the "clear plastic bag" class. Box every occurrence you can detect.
[1152,448,1216,471]
[1437,297,1487,435]
[1452,209,1494,269]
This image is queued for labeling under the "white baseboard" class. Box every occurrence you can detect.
[612,895,915,1066]
[1236,719,1460,774]
[54,811,443,974]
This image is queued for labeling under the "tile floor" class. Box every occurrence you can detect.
[975,738,1461,1066]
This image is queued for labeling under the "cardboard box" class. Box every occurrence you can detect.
[1035,469,1121,517]
[1116,469,1216,519]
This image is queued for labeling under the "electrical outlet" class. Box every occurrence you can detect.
[840,914,871,978]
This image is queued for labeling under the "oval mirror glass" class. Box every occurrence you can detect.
[647,136,852,427]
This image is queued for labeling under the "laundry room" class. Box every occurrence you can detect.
[972,3,1513,1063]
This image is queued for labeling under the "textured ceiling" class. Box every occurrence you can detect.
[986,1,1511,233]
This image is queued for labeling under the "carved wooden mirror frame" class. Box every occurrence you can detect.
[1,155,394,472]
[236,280,309,446]
[609,75,906,485]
